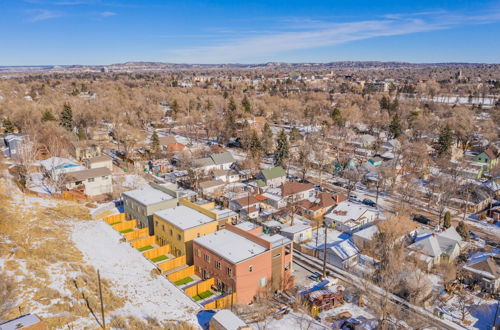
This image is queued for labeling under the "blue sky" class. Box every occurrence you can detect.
[1,0,499,65]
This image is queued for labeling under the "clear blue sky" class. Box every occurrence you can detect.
[1,0,499,65]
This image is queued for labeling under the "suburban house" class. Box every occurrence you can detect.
[194,151,236,173]
[153,199,237,264]
[83,154,113,171]
[212,169,240,183]
[70,141,101,161]
[473,147,498,169]
[193,223,292,304]
[318,239,361,270]
[199,179,226,196]
[279,223,313,244]
[298,192,347,220]
[209,309,250,330]
[64,167,112,196]
[324,201,377,233]
[122,183,180,235]
[262,182,315,209]
[256,166,286,188]
[0,313,47,330]
[407,227,466,269]
[449,184,494,213]
[229,195,261,219]
[462,250,499,293]
[351,225,379,250]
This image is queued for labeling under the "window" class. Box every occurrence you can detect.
[197,233,200,238]
[177,234,182,241]
[75,181,83,185]
[259,277,267,287]
[155,221,158,227]
[215,261,221,269]
[195,249,200,257]
[249,265,253,272]
[170,229,173,236]
[273,253,281,258]
[204,254,210,262]
[226,267,232,277]
[88,178,95,183]
[162,224,165,231]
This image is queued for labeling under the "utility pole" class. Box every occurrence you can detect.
[97,270,105,330]
[322,223,328,279]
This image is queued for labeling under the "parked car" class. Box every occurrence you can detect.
[362,198,376,207]
[349,194,358,201]
[412,214,431,225]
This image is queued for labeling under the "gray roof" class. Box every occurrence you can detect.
[211,310,247,330]
[155,205,215,230]
[122,184,174,206]
[65,167,111,182]
[211,151,235,165]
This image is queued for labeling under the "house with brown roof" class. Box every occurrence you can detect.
[229,195,261,219]
[261,182,315,209]
[298,192,347,220]
[199,179,226,196]
[463,250,500,293]
[64,167,113,196]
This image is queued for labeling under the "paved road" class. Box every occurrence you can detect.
[292,249,465,330]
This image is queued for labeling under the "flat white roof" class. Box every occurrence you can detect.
[194,229,267,264]
[155,205,214,230]
[235,221,260,231]
[325,201,371,224]
[123,185,174,206]
[211,310,247,330]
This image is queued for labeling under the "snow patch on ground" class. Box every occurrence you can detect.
[71,220,201,326]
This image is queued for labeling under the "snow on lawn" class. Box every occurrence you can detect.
[253,311,328,330]
[439,294,499,329]
[72,220,201,326]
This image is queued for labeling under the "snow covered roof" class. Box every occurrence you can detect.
[211,310,247,330]
[122,184,174,206]
[280,223,311,235]
[352,225,379,241]
[329,239,360,260]
[155,205,215,230]
[0,314,43,330]
[194,229,267,264]
[259,233,291,248]
[325,201,373,224]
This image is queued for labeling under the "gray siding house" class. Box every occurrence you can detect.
[122,182,180,235]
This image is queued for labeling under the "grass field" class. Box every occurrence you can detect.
[192,290,213,301]
[137,245,153,252]
[119,228,134,234]
[174,277,194,286]
[109,221,122,226]
[150,255,168,263]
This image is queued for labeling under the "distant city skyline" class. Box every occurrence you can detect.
[1,0,500,65]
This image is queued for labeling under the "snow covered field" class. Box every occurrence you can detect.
[72,220,201,326]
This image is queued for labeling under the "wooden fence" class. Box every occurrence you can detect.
[130,235,156,249]
[112,219,137,232]
[184,278,215,297]
[158,255,186,273]
[124,228,149,241]
[167,266,195,283]
[103,213,126,225]
[143,245,171,260]
[204,293,236,309]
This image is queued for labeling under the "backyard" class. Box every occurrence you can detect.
[150,255,169,263]
[119,228,133,234]
[175,276,194,286]
[137,245,153,252]
[192,290,213,301]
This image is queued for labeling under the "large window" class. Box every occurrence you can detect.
[177,234,182,241]
[215,261,221,269]
[226,267,232,277]
[204,254,210,262]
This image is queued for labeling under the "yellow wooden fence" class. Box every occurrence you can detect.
[124,228,149,241]
[184,278,215,297]
[103,213,126,225]
[158,255,186,273]
[112,219,137,232]
[143,245,171,260]
[130,235,156,249]
[204,293,236,309]
[167,266,195,282]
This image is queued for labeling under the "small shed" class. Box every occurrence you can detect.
[209,310,250,330]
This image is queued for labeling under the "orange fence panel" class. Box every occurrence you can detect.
[124,228,149,241]
[158,255,186,273]
[184,284,197,297]
[167,266,195,282]
[143,245,171,259]
[103,213,126,225]
[184,278,215,297]
[112,220,137,232]
[204,301,216,309]
[216,293,236,308]
[130,236,156,249]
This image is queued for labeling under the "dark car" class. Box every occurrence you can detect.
[412,214,431,225]
[362,198,376,207]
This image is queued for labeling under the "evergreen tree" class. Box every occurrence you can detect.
[437,124,454,156]
[228,96,237,113]
[456,221,470,241]
[241,95,252,114]
[330,107,345,127]
[379,96,390,110]
[77,126,87,141]
[41,109,56,122]
[273,129,290,168]
[60,103,73,131]
[261,122,273,154]
[2,119,14,133]
[443,211,452,229]
[388,114,402,138]
[151,131,160,153]
[289,126,301,143]
[249,130,262,158]
[223,90,229,99]
[170,100,180,119]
